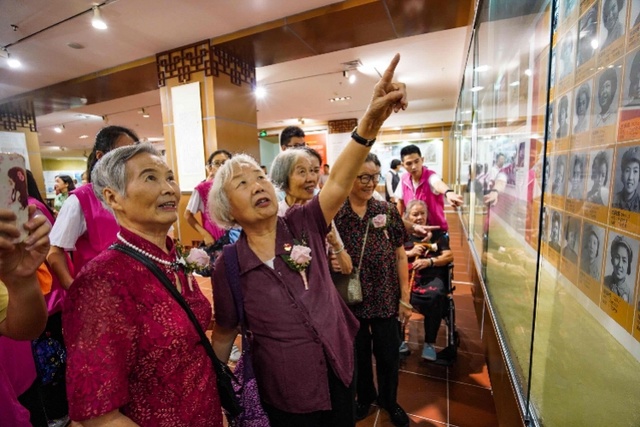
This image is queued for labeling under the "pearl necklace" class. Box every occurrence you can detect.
[116,233,178,269]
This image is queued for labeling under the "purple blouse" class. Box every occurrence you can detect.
[213,197,359,414]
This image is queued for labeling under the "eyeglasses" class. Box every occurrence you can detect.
[210,160,227,167]
[356,173,381,184]
[286,143,306,149]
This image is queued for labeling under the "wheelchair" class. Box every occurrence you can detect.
[432,263,460,366]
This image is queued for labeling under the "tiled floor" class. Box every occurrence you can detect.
[197,210,498,426]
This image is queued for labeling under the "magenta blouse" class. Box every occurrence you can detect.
[63,228,222,426]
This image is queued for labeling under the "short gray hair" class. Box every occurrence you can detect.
[209,153,267,229]
[92,143,162,207]
[269,148,312,192]
[403,199,428,220]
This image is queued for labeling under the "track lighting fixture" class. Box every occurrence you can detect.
[53,124,65,133]
[140,108,150,118]
[91,6,108,30]
[1,48,21,68]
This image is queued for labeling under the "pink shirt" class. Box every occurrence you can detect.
[194,180,226,241]
[399,166,448,231]
[71,184,119,275]
[64,228,222,426]
[0,339,36,427]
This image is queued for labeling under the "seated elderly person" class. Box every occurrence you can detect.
[63,143,223,427]
[210,54,407,427]
[403,200,453,362]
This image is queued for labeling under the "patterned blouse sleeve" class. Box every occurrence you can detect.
[64,267,138,419]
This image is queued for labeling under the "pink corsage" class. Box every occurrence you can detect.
[282,241,312,290]
[372,213,389,239]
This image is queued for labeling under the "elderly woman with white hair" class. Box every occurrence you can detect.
[209,54,407,427]
[63,143,223,427]
[270,146,353,275]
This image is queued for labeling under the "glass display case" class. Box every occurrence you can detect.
[453,0,640,424]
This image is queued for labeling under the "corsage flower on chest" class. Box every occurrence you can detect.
[372,213,389,239]
[281,240,312,290]
[175,241,210,276]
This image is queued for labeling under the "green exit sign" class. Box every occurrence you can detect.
[259,130,268,137]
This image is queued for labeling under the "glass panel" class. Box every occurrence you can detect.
[454,0,640,424]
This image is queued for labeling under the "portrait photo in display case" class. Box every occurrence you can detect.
[543,154,552,194]
[560,0,578,23]
[623,49,640,107]
[603,232,639,303]
[562,215,581,263]
[612,145,640,212]
[556,94,572,138]
[573,81,593,133]
[580,222,605,280]
[595,65,621,127]
[552,154,568,195]
[541,207,548,242]
[586,149,613,205]
[567,153,587,199]
[547,101,555,140]
[549,210,563,252]
[558,31,577,80]
[600,0,627,50]
[577,4,599,67]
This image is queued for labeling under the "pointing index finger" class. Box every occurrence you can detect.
[381,53,401,84]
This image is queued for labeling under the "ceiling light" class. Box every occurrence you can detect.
[91,6,108,30]
[53,125,64,133]
[140,108,150,118]
[254,86,266,99]
[79,135,89,139]
[329,96,351,102]
[349,73,356,84]
[470,86,484,92]
[590,38,598,49]
[1,48,21,68]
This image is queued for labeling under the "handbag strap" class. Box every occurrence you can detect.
[357,221,370,270]
[222,245,254,354]
[110,243,232,377]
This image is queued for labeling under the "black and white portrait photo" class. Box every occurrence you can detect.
[600,0,627,49]
[557,30,576,80]
[567,153,586,199]
[604,233,639,302]
[595,65,620,127]
[549,210,562,253]
[580,223,604,280]
[556,94,571,138]
[573,82,592,133]
[586,149,613,205]
[624,49,640,107]
[577,5,598,67]
[552,154,568,196]
[612,145,640,213]
[562,215,581,264]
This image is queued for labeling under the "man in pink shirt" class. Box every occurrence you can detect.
[395,144,462,231]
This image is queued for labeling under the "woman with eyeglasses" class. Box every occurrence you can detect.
[185,149,232,246]
[333,153,411,427]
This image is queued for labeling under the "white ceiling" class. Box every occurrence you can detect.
[0,0,468,158]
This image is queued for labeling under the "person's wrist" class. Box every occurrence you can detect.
[333,245,345,254]
[429,258,434,267]
[445,189,454,197]
[399,299,413,310]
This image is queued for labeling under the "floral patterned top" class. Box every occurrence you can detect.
[334,198,407,319]
[63,228,222,427]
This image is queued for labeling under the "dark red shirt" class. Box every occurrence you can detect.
[334,198,407,319]
[213,197,359,413]
[63,228,222,427]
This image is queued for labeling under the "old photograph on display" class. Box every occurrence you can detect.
[556,94,572,138]
[562,215,582,263]
[580,222,605,281]
[623,48,640,107]
[594,63,622,127]
[548,209,563,252]
[568,153,587,199]
[543,154,552,194]
[552,154,568,195]
[586,149,613,205]
[548,101,555,140]
[604,231,639,303]
[557,30,577,80]
[612,145,640,212]
[550,51,557,90]
[560,0,578,23]
[541,207,549,242]
[573,80,593,133]
[600,0,627,49]
[577,4,599,67]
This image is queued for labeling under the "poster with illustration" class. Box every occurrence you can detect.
[0,153,28,243]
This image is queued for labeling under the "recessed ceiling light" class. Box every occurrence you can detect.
[67,42,85,49]
[79,135,89,139]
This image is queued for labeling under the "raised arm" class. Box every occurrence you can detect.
[319,54,408,225]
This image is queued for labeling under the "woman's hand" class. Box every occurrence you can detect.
[398,303,412,324]
[412,258,430,271]
[0,206,50,282]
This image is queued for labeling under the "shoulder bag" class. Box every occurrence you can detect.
[110,243,242,417]
[331,221,369,305]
